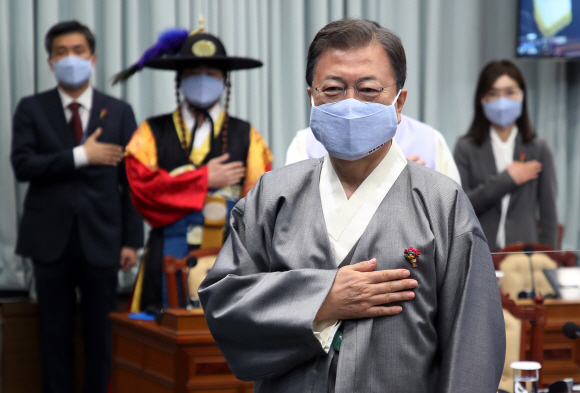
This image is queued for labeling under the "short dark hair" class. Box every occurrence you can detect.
[465,60,535,144]
[44,20,95,55]
[305,19,406,91]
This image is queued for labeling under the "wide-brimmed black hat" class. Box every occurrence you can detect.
[112,27,262,84]
[145,32,262,71]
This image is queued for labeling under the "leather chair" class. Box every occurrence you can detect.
[493,243,577,300]
[163,248,221,308]
[498,289,547,391]
[498,252,558,300]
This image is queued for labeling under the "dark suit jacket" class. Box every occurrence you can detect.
[11,88,143,267]
[454,134,558,251]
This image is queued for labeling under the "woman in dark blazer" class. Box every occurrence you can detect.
[454,60,558,251]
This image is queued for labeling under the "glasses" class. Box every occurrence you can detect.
[483,87,523,102]
[314,81,396,103]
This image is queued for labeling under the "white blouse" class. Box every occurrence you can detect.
[490,126,518,249]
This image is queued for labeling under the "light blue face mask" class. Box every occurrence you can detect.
[52,55,93,88]
[181,74,225,109]
[309,91,401,161]
[482,97,523,128]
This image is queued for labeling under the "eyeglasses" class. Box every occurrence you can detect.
[314,80,396,103]
[482,87,523,102]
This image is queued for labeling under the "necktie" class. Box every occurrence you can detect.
[68,102,83,146]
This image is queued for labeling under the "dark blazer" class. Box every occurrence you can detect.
[454,133,558,251]
[11,88,143,267]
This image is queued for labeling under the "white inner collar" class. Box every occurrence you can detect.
[181,102,222,149]
[58,85,93,111]
[319,140,408,265]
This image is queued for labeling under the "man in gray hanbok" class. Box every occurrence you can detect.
[199,19,505,393]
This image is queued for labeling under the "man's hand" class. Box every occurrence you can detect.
[119,247,137,271]
[506,160,542,185]
[83,128,124,166]
[315,258,417,322]
[207,153,246,189]
[406,154,426,166]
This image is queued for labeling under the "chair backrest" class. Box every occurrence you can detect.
[499,253,558,299]
[498,289,547,391]
[163,248,221,309]
[492,242,576,270]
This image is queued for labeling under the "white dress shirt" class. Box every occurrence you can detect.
[58,86,93,168]
[433,129,461,185]
[181,102,222,147]
[490,126,518,249]
[313,140,408,351]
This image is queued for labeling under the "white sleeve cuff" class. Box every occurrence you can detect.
[313,319,341,353]
[73,145,89,168]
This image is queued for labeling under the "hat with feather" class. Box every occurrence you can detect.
[113,17,262,160]
[112,19,262,84]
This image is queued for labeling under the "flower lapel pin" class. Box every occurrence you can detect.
[518,152,527,162]
[404,247,420,268]
[100,108,108,119]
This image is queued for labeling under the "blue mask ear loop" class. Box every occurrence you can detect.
[391,89,402,125]
[390,89,402,107]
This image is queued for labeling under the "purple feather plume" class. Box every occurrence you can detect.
[135,28,189,70]
[111,28,189,84]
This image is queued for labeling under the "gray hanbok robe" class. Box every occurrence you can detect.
[198,157,506,393]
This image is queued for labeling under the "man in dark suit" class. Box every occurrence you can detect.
[10,20,143,393]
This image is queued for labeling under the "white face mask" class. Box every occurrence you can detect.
[52,55,93,88]
[309,91,401,161]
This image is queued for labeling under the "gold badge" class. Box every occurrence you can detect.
[192,40,216,57]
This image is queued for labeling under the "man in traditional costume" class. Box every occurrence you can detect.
[114,24,272,311]
[199,19,505,393]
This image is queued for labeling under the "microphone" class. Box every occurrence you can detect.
[524,245,536,298]
[145,306,165,325]
[562,322,580,340]
[186,255,198,268]
[523,244,535,256]
[548,380,572,393]
[185,255,200,308]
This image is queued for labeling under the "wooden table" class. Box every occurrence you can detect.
[517,299,580,386]
[110,309,253,392]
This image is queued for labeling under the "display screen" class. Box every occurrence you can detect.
[518,0,580,58]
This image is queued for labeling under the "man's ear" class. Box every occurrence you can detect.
[395,89,408,124]
[47,57,54,72]
[307,87,312,107]
[91,53,98,68]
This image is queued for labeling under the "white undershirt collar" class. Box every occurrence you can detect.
[181,102,222,149]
